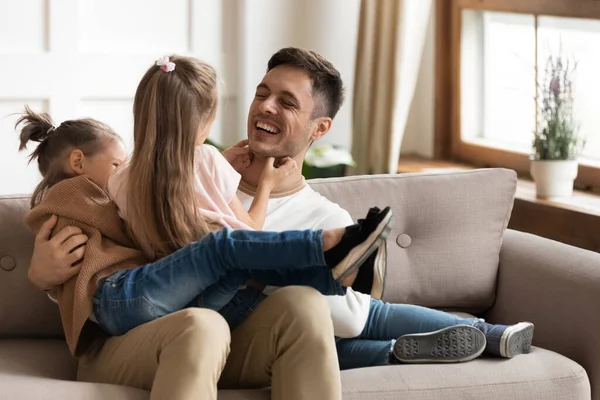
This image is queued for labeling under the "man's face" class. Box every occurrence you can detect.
[247,65,320,159]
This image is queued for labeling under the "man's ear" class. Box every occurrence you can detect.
[310,117,333,141]
[68,149,85,175]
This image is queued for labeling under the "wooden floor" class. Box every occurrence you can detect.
[398,156,600,253]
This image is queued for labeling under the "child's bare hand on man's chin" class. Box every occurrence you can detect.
[222,139,252,172]
[261,156,298,190]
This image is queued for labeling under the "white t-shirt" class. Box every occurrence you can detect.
[237,184,372,338]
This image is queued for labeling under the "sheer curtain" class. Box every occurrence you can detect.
[351,0,433,174]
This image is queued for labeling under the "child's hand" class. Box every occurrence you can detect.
[260,157,298,190]
[222,140,252,172]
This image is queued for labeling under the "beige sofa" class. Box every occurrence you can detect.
[1,169,597,399]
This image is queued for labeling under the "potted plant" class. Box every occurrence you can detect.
[530,54,584,198]
[302,144,356,179]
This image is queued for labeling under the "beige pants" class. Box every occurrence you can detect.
[77,286,342,400]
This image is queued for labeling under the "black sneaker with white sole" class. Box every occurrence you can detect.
[393,325,487,364]
[324,207,393,281]
[350,237,387,300]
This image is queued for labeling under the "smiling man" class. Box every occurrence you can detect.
[219,48,386,341]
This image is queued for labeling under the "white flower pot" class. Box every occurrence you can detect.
[530,160,578,198]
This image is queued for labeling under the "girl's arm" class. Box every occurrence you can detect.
[229,180,272,230]
[228,157,297,230]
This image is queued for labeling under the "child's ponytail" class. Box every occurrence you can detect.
[16,105,56,174]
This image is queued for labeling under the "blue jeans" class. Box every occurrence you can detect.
[336,298,478,369]
[218,286,269,330]
[195,264,345,311]
[93,228,342,335]
[216,293,478,369]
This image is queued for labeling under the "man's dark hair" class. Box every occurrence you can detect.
[267,47,345,119]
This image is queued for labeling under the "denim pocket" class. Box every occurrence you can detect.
[97,296,160,336]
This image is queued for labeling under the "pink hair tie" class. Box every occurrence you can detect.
[156,56,175,72]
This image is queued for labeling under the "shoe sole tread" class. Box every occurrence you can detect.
[393,325,486,364]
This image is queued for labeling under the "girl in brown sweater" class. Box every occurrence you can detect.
[19,107,392,356]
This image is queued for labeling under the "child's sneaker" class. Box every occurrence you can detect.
[351,237,387,300]
[325,207,393,281]
[392,325,486,363]
[473,321,534,358]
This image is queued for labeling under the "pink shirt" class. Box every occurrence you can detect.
[192,145,251,230]
[107,144,250,258]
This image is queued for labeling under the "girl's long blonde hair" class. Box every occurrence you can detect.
[127,55,219,257]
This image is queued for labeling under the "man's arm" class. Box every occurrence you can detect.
[28,215,88,291]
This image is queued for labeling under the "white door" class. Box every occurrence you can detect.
[0,0,228,195]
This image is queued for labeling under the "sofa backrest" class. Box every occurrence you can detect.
[309,169,517,313]
[0,195,64,338]
[0,169,516,337]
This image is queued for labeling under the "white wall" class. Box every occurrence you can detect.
[0,0,227,195]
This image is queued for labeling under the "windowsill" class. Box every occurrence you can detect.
[398,155,600,217]
[398,155,600,252]
[461,138,531,155]
[460,139,600,170]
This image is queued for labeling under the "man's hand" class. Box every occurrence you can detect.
[28,215,88,291]
[222,139,252,172]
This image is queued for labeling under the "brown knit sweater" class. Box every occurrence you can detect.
[26,175,148,356]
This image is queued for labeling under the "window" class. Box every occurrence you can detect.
[439,0,600,187]
[538,16,600,163]
[461,11,536,152]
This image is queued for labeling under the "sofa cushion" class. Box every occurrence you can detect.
[341,348,589,400]
[1,342,588,400]
[0,339,147,400]
[309,169,517,313]
[0,195,64,338]
[217,348,590,400]
[0,375,148,400]
[0,339,75,380]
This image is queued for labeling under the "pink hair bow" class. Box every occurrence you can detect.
[156,56,176,72]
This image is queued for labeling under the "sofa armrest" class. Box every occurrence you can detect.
[487,229,599,397]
